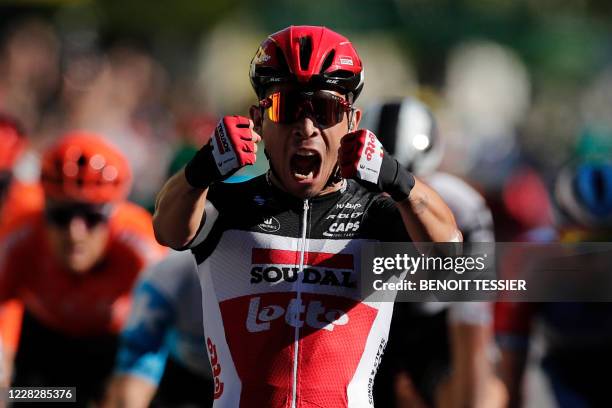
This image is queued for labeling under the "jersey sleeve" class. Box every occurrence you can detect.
[114,277,175,385]
[114,251,200,385]
[183,182,230,250]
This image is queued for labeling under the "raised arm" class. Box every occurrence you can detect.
[339,129,460,243]
[395,178,460,242]
[153,171,208,249]
[153,116,260,249]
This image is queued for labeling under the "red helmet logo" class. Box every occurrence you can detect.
[250,26,364,101]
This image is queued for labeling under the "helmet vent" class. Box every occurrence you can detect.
[298,36,312,71]
[321,50,335,73]
[274,45,290,74]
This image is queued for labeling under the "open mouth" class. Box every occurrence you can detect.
[290,150,322,181]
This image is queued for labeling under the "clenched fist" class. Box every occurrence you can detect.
[185,116,261,188]
[339,129,415,201]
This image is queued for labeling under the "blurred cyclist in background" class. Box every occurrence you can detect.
[364,98,505,408]
[105,148,213,408]
[0,113,43,387]
[496,159,612,408]
[105,250,212,408]
[0,132,165,405]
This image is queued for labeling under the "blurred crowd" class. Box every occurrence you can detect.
[0,7,611,408]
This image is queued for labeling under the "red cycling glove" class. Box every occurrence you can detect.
[184,116,256,188]
[339,129,415,201]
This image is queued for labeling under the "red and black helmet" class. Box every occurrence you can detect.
[250,26,364,102]
[41,132,132,204]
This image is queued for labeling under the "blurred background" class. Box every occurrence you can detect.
[2,1,612,407]
[2,0,612,233]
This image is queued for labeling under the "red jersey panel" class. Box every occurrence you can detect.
[0,202,166,336]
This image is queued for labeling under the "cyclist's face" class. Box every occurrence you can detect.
[44,201,111,274]
[251,85,361,198]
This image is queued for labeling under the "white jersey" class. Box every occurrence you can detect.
[189,175,411,407]
[420,172,494,325]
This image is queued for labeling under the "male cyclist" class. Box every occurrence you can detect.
[154,26,459,407]
[363,97,505,408]
[0,132,165,405]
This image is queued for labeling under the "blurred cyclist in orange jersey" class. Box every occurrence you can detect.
[0,113,43,387]
[0,132,166,406]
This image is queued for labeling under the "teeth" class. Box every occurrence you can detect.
[296,151,317,157]
[293,171,314,180]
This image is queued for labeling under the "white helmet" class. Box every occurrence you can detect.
[361,97,443,176]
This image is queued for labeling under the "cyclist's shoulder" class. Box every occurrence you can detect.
[110,201,154,230]
[108,201,166,262]
[1,182,44,232]
[0,206,44,249]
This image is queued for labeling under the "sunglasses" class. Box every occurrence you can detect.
[259,90,352,127]
[45,203,112,228]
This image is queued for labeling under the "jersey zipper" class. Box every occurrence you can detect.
[291,198,310,408]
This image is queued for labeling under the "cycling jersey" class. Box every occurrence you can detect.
[189,174,410,408]
[116,250,211,384]
[0,202,166,336]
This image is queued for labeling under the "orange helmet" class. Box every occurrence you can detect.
[41,132,132,204]
[0,113,26,171]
